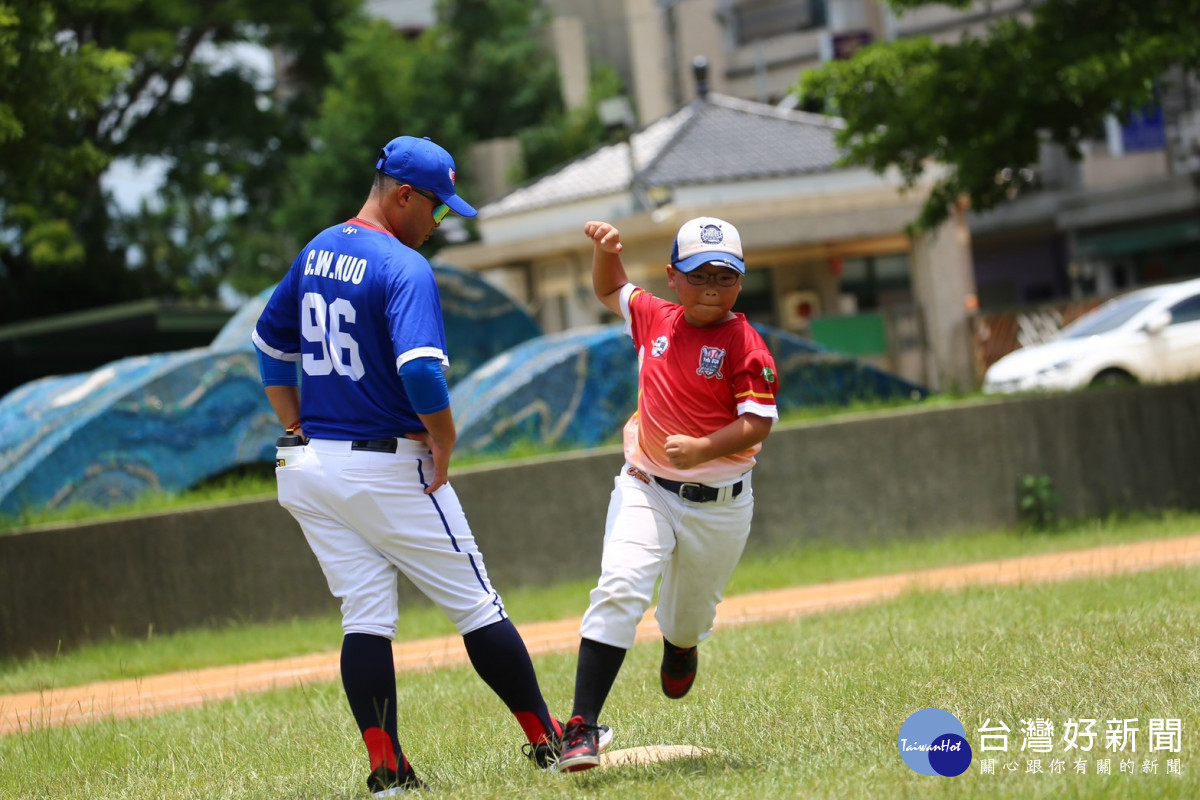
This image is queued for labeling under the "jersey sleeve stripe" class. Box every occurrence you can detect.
[396,346,450,373]
[619,284,640,335]
[735,389,776,400]
[738,400,779,419]
[251,329,300,361]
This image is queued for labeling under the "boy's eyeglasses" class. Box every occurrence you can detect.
[411,187,451,224]
[682,270,741,287]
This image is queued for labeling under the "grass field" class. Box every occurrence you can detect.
[2,510,1198,695]
[2,564,1197,799]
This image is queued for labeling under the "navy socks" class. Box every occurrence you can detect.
[341,633,403,770]
[462,619,557,742]
[571,637,627,724]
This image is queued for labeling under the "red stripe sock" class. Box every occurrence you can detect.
[514,711,560,745]
[363,726,398,772]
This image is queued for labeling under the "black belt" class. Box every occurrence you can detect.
[351,438,399,453]
[654,476,743,503]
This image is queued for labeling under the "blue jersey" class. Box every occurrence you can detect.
[253,218,448,440]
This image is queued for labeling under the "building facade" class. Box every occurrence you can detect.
[536,0,1200,380]
[439,81,976,391]
[382,0,1200,389]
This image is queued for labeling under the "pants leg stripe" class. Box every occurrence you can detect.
[418,456,508,622]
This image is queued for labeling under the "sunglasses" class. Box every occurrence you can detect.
[682,269,741,287]
[411,187,451,224]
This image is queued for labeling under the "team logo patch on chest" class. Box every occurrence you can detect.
[651,336,669,357]
[696,346,726,379]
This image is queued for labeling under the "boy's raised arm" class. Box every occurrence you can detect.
[585,220,628,315]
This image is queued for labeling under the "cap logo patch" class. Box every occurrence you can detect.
[699,224,723,245]
[449,168,456,185]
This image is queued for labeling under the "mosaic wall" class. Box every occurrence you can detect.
[0,264,542,515]
[451,322,929,456]
[1,274,926,514]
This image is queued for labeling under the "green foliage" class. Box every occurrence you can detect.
[272,0,612,275]
[1018,472,1061,531]
[516,62,624,183]
[269,18,434,257]
[799,0,1200,230]
[0,0,359,322]
[0,1,131,309]
[432,0,561,143]
[2,0,614,312]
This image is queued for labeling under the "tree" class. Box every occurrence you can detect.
[271,0,614,275]
[1,2,133,315]
[517,61,625,186]
[0,0,357,323]
[798,0,1200,231]
[2,0,617,317]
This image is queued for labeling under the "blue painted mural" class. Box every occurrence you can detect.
[451,325,640,454]
[450,322,928,456]
[0,264,542,516]
[0,271,926,515]
[0,349,278,515]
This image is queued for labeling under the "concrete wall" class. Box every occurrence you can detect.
[3,382,1198,658]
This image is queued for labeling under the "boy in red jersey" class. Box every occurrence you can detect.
[557,217,779,772]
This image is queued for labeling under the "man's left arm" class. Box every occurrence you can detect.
[257,347,303,436]
[399,356,454,494]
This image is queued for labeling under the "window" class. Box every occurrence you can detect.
[838,254,912,312]
[1169,294,1200,325]
[732,0,827,45]
[1060,295,1155,339]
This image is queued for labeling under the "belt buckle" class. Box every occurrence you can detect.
[679,482,704,502]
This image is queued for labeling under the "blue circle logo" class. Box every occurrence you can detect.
[898,708,973,777]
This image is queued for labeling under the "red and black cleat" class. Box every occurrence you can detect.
[660,638,698,699]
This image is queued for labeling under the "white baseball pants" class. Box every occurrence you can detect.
[579,465,754,650]
[276,437,507,639]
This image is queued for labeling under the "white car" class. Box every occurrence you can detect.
[982,276,1200,394]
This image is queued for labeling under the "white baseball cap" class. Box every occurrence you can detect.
[670,216,745,274]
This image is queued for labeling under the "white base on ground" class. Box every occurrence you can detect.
[599,744,712,768]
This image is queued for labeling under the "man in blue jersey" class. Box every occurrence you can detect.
[252,136,604,794]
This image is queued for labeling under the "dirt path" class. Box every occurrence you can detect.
[4,534,1200,738]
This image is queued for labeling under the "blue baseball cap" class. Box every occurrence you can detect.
[375,135,477,218]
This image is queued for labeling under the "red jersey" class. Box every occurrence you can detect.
[619,284,778,484]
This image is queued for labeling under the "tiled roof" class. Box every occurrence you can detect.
[479,93,845,219]
[641,94,844,186]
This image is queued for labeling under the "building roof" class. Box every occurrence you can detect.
[480,93,846,220]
